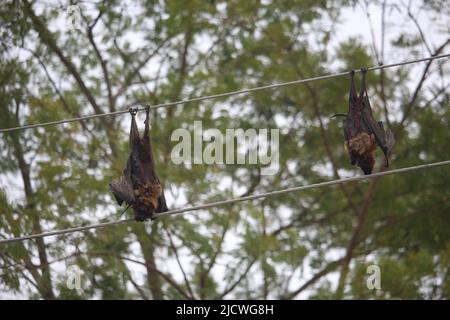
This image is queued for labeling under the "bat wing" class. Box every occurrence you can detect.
[156,191,169,213]
[129,151,146,186]
[343,118,350,141]
[361,100,395,166]
[109,174,135,206]
[376,121,395,166]
[343,118,358,166]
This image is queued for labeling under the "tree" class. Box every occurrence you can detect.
[0,0,449,299]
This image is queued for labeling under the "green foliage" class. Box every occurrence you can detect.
[0,0,449,300]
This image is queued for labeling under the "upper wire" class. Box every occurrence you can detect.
[0,53,449,134]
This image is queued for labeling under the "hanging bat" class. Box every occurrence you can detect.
[332,68,394,175]
[109,106,168,221]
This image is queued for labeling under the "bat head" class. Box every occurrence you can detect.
[132,198,157,221]
[357,153,375,175]
[132,182,163,221]
[133,207,153,221]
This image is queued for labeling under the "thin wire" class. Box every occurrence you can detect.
[1,159,449,245]
[1,53,449,134]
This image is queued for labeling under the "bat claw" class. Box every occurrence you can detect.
[361,67,368,74]
[144,105,150,124]
[129,107,138,116]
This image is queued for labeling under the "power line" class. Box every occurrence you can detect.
[1,53,449,134]
[1,159,449,245]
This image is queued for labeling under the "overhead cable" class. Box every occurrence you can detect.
[1,159,449,245]
[0,53,449,134]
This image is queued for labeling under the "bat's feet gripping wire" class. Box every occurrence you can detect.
[129,107,138,116]
[360,67,368,74]
[350,69,355,76]
[144,105,151,125]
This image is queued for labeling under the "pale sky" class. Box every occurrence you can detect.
[1,0,449,299]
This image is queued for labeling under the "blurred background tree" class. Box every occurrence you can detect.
[0,0,449,299]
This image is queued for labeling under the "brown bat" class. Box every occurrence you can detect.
[332,68,394,175]
[110,106,168,221]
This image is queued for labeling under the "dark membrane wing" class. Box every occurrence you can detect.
[361,101,394,167]
[377,121,395,166]
[156,191,169,213]
[343,112,362,140]
[343,118,357,166]
[141,106,158,180]
[343,118,350,141]
[129,111,140,148]
[109,175,135,206]
[129,151,146,186]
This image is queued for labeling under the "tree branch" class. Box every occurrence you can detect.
[83,2,115,112]
[165,227,196,299]
[22,0,118,157]
[400,38,450,126]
